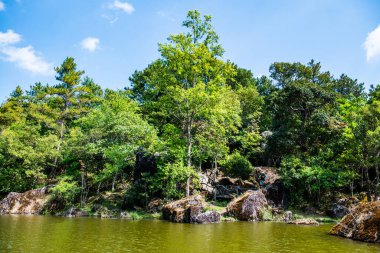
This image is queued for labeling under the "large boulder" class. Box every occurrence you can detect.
[226,190,268,221]
[162,195,220,224]
[254,167,286,207]
[0,187,50,215]
[327,197,359,218]
[330,201,380,243]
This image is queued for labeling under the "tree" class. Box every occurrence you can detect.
[129,10,238,196]
[267,60,337,161]
[47,57,102,173]
[66,91,158,203]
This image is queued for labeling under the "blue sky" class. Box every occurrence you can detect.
[0,0,380,101]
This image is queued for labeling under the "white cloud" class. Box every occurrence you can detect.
[0,29,52,75]
[81,37,100,52]
[0,46,53,75]
[0,1,4,11]
[109,0,134,14]
[364,24,380,62]
[0,30,21,45]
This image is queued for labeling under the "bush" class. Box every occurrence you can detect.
[51,176,80,206]
[223,152,254,180]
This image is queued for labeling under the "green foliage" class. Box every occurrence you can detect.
[223,152,254,180]
[0,10,379,213]
[148,162,196,199]
[51,176,80,205]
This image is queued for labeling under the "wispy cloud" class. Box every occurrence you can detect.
[156,11,176,22]
[109,0,134,14]
[364,24,380,62]
[0,30,53,75]
[81,37,100,52]
[0,30,21,44]
[0,1,5,11]
[101,14,119,24]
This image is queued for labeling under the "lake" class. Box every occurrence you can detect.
[0,215,379,253]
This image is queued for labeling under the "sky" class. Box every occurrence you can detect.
[0,0,380,101]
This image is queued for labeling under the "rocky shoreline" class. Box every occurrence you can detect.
[2,167,378,244]
[0,186,327,226]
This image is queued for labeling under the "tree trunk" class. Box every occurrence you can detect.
[79,160,87,207]
[375,152,380,200]
[185,119,193,197]
[112,172,117,192]
[365,167,372,202]
[52,120,65,177]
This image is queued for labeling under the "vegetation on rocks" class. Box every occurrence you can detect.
[0,10,379,227]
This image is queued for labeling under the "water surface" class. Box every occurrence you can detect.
[0,215,379,253]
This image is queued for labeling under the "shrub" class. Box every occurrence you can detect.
[51,176,80,206]
[223,152,254,180]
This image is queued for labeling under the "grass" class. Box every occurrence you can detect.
[291,211,339,223]
[128,211,161,220]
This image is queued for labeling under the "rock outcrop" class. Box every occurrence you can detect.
[162,195,220,224]
[0,187,50,215]
[147,198,164,213]
[288,218,319,225]
[327,197,359,218]
[330,201,380,243]
[226,190,268,221]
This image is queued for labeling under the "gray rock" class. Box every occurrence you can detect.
[120,211,130,218]
[191,210,220,224]
[226,190,268,221]
[282,211,293,222]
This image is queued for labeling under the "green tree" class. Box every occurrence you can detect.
[130,10,238,196]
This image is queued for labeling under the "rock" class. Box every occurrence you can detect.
[330,201,380,243]
[120,211,130,218]
[330,203,349,218]
[254,167,280,187]
[327,197,359,218]
[217,177,237,186]
[147,198,163,213]
[288,218,319,225]
[162,195,204,223]
[199,172,214,195]
[282,211,293,222]
[264,179,285,207]
[0,187,50,215]
[162,195,220,223]
[64,207,89,217]
[191,211,220,224]
[226,190,268,221]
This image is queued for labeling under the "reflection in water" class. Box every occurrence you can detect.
[0,215,379,253]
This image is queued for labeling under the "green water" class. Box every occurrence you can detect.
[0,215,379,253]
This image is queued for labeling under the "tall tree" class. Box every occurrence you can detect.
[130,10,238,196]
[48,57,102,173]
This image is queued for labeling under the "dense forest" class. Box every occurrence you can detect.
[0,11,379,212]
